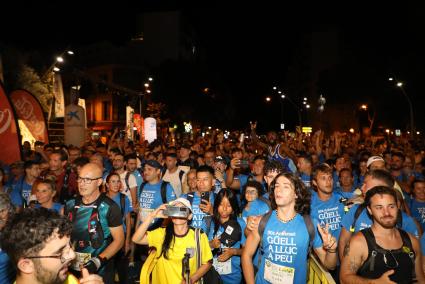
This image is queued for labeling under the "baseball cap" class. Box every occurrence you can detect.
[169,197,192,212]
[144,159,162,169]
[366,156,385,168]
[220,219,242,246]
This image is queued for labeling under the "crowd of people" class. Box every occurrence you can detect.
[1,123,425,284]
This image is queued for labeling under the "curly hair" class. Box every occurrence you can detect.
[269,172,311,215]
[0,208,72,266]
[0,192,15,226]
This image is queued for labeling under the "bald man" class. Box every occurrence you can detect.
[64,163,124,284]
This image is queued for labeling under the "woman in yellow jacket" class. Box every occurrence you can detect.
[133,198,213,284]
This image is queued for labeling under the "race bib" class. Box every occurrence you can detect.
[140,208,154,223]
[213,257,232,275]
[71,252,91,271]
[264,259,295,284]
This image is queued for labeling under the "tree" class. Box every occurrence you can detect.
[16,65,52,112]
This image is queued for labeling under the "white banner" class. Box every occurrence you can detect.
[144,117,157,143]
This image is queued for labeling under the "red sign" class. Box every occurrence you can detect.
[0,84,22,164]
[10,89,49,143]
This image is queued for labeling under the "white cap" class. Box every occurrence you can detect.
[366,156,385,168]
[169,198,192,212]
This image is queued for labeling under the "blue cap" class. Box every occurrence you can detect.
[244,199,270,217]
[144,159,162,169]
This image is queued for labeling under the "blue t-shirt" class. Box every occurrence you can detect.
[310,192,345,239]
[36,202,64,213]
[10,177,32,206]
[334,186,357,200]
[207,218,246,284]
[110,193,132,233]
[182,192,215,232]
[341,204,419,238]
[138,181,176,227]
[255,212,322,284]
[409,199,425,232]
[299,173,311,188]
[0,248,14,284]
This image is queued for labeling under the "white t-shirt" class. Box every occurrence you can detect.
[162,166,189,197]
[119,171,137,203]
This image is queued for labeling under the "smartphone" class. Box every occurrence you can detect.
[201,192,210,203]
[395,129,401,137]
[163,205,190,218]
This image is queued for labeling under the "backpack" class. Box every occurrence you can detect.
[358,227,416,280]
[68,194,108,249]
[257,211,315,267]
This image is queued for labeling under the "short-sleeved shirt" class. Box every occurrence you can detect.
[110,193,132,233]
[409,198,425,232]
[65,194,122,274]
[119,171,137,204]
[310,191,345,239]
[255,212,322,284]
[138,181,176,227]
[148,227,213,284]
[181,192,215,232]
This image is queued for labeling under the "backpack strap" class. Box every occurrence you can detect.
[119,193,126,218]
[60,167,72,203]
[124,171,131,193]
[257,210,273,267]
[194,228,202,283]
[160,181,169,204]
[179,170,185,183]
[303,214,315,254]
[399,229,416,280]
[139,182,147,200]
[350,204,366,232]
[68,196,82,223]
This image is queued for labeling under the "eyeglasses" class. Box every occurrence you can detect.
[26,242,74,264]
[77,176,102,184]
[245,190,258,195]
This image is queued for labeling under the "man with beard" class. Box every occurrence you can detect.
[340,186,425,283]
[0,207,103,284]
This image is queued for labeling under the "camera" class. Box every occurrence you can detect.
[163,205,190,218]
[239,159,249,167]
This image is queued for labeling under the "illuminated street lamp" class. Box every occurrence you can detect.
[390,78,414,137]
[360,104,368,110]
[265,97,271,102]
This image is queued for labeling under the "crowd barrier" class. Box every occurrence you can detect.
[307,252,336,284]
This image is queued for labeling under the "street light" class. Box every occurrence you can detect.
[389,77,414,137]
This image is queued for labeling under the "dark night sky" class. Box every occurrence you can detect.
[1,2,424,131]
